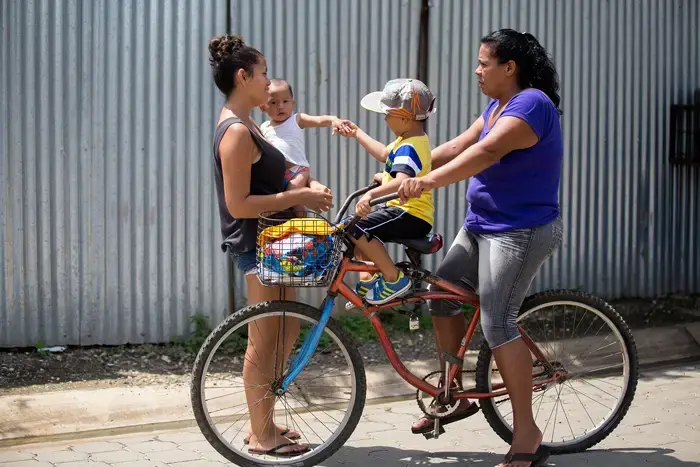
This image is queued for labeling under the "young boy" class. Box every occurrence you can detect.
[260,78,344,216]
[338,79,436,305]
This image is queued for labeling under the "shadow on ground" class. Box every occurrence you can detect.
[323,446,699,467]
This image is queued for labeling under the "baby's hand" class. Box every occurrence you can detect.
[332,119,358,138]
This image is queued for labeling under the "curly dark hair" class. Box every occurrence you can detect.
[481,29,561,113]
[208,34,263,97]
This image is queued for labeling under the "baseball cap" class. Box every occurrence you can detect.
[360,79,437,121]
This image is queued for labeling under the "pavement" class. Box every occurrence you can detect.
[1,362,698,466]
[3,323,700,445]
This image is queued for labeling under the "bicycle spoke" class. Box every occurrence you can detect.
[286,390,342,430]
[576,377,620,401]
[565,384,613,411]
[566,380,596,427]
[286,389,345,426]
[205,389,247,402]
[280,395,327,441]
[569,362,624,379]
[557,391,576,440]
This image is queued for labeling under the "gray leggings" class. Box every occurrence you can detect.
[429,218,563,349]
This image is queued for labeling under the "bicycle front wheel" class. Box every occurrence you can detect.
[475,290,639,454]
[191,300,366,467]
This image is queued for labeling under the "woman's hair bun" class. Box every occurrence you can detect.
[209,34,245,65]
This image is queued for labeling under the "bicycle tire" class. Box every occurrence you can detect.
[190,300,367,467]
[474,289,639,454]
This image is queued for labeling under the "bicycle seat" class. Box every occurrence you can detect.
[391,233,443,255]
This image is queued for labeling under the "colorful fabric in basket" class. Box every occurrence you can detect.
[257,218,339,246]
[258,232,336,278]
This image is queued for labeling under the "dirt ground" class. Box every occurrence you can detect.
[1,295,698,396]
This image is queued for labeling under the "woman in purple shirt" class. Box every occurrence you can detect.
[399,29,563,466]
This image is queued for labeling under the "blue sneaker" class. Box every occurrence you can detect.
[356,274,380,297]
[346,274,380,311]
[365,272,412,305]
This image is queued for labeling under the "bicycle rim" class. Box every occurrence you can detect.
[484,299,635,450]
[196,309,361,465]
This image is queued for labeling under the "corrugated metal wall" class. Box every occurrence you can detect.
[425,0,700,298]
[1,0,230,347]
[2,0,698,347]
[229,0,423,310]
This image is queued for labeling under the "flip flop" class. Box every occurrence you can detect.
[411,401,480,434]
[248,441,310,457]
[243,428,301,445]
[502,445,550,467]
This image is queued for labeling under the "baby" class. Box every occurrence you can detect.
[260,78,344,216]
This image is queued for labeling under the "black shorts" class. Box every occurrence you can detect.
[349,206,432,243]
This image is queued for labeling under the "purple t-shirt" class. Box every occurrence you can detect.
[465,89,563,233]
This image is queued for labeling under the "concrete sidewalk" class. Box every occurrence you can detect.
[0,363,698,466]
[2,323,700,445]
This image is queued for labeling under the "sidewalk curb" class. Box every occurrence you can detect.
[1,324,699,447]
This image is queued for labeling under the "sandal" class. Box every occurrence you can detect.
[243,428,301,445]
[501,445,550,467]
[248,441,310,457]
[411,400,480,434]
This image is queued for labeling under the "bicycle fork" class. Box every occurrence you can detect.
[279,296,335,393]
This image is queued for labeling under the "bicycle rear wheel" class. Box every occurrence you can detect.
[191,300,366,467]
[475,290,639,454]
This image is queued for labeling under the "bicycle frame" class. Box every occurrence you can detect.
[280,185,559,400]
[281,256,557,399]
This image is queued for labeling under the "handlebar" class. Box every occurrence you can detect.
[369,192,401,207]
[333,181,381,224]
[333,182,401,231]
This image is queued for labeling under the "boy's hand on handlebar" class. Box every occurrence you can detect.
[371,172,383,184]
[333,120,358,138]
[398,177,434,204]
[356,193,373,218]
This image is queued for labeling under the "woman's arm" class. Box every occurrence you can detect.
[431,116,485,170]
[220,124,331,217]
[296,113,341,129]
[398,116,538,201]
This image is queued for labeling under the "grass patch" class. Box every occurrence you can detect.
[171,304,476,353]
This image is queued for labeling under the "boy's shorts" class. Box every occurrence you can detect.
[348,206,431,243]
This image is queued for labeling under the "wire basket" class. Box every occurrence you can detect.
[256,211,345,287]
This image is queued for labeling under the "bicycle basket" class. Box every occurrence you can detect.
[256,211,344,287]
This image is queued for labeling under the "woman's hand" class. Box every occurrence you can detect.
[398,176,434,204]
[299,187,333,213]
[309,179,331,194]
[356,193,373,218]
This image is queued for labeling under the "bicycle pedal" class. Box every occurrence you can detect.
[422,425,445,440]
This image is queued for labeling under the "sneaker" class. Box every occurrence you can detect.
[346,275,380,311]
[365,272,412,305]
[356,274,380,297]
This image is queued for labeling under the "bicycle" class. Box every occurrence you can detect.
[191,183,639,467]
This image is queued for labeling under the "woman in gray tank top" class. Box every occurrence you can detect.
[209,34,333,457]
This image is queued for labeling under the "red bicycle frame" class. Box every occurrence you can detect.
[328,256,556,400]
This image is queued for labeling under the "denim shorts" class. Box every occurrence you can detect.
[230,250,258,276]
[429,218,563,349]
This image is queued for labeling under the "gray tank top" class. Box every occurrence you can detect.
[213,117,289,254]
